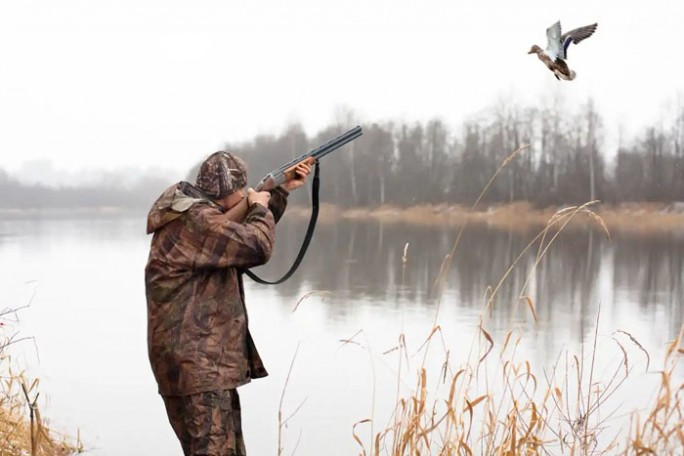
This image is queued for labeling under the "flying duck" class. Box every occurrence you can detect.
[528,21,598,81]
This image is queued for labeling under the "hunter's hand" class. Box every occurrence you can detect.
[247,188,271,208]
[282,163,312,192]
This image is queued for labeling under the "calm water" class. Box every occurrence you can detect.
[0,211,682,455]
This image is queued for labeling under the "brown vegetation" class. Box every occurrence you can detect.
[289,201,684,235]
[1,319,82,455]
[354,322,683,455]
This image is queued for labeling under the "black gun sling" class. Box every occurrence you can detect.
[244,160,320,285]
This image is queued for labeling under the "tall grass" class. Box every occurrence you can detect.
[0,307,82,455]
[354,323,682,455]
[346,146,684,455]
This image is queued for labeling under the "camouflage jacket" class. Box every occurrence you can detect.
[145,181,288,396]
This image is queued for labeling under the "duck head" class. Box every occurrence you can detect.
[528,45,542,54]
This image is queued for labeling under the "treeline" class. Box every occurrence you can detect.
[0,168,167,210]
[204,98,684,208]
[3,97,684,210]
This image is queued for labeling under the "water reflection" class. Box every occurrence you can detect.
[1,214,681,349]
[612,233,684,336]
[257,217,682,342]
[0,214,682,455]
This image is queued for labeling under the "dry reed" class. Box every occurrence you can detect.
[1,308,82,456]
[343,146,684,455]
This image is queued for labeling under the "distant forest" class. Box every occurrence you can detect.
[3,97,684,210]
[0,168,168,210]
[202,98,684,208]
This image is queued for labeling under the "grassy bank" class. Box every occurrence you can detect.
[288,201,684,234]
[1,325,81,455]
[2,200,683,236]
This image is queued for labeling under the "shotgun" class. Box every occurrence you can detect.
[224,125,363,222]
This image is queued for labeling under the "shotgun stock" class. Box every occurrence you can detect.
[224,126,363,223]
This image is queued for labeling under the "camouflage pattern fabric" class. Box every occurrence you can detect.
[195,152,248,200]
[163,388,246,456]
[145,181,288,396]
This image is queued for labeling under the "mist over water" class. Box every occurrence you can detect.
[0,212,681,455]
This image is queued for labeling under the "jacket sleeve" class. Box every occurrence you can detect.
[268,187,289,223]
[172,203,276,270]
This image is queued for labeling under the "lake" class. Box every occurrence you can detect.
[0,211,682,455]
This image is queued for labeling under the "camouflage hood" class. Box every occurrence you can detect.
[146,182,219,234]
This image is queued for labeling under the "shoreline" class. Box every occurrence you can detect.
[287,201,684,235]
[2,202,683,235]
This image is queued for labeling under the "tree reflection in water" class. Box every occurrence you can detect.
[252,216,683,345]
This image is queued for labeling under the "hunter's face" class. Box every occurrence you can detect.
[219,187,247,210]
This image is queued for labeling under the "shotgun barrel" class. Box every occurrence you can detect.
[256,126,363,191]
[223,125,363,223]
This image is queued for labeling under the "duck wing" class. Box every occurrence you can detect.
[545,21,563,60]
[561,23,598,58]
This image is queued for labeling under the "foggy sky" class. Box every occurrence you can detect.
[1,0,682,177]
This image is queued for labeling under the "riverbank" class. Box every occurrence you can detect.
[2,202,683,235]
[288,201,684,235]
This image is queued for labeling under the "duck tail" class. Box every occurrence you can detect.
[555,69,576,81]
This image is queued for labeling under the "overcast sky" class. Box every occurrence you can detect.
[1,0,682,177]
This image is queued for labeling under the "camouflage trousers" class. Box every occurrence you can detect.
[162,389,246,456]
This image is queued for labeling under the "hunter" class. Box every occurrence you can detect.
[144,151,311,455]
